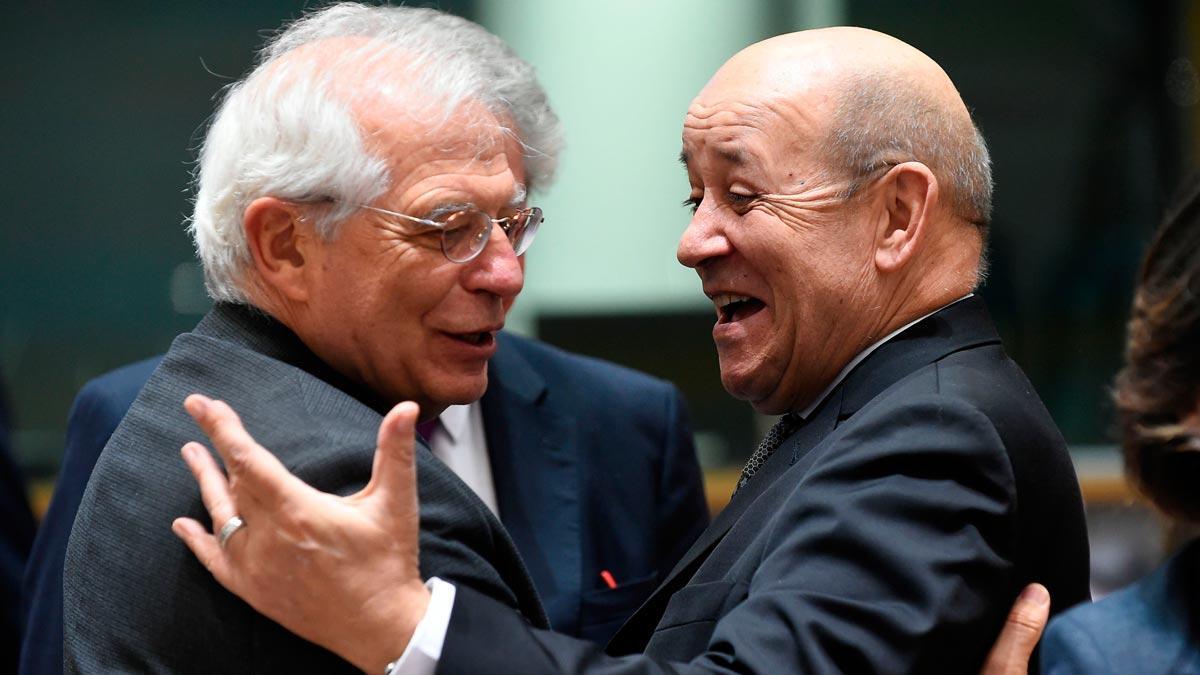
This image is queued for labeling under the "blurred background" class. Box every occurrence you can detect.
[3,0,1199,600]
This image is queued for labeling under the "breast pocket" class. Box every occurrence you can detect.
[578,570,660,644]
[644,580,748,661]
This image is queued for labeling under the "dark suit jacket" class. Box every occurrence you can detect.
[63,303,545,673]
[1041,539,1200,675]
[484,333,708,643]
[19,357,160,675]
[439,296,1092,674]
[33,329,706,672]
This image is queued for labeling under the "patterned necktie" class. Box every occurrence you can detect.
[736,413,802,493]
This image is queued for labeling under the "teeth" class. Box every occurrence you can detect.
[713,293,752,310]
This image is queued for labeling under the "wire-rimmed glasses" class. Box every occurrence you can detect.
[352,203,543,264]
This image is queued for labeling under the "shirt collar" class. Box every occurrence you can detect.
[795,294,973,419]
[437,402,475,444]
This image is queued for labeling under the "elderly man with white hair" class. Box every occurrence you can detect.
[61,4,713,673]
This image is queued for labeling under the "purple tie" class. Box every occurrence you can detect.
[416,418,440,443]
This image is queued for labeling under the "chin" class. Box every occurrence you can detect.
[435,373,489,407]
[748,397,791,416]
[719,368,758,404]
[720,363,792,415]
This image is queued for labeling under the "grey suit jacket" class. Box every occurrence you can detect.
[64,303,545,673]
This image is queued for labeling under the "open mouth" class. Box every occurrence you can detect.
[446,331,496,347]
[714,293,766,324]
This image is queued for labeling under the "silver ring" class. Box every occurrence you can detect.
[217,515,246,549]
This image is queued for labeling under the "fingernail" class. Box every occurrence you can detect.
[1020,583,1049,606]
[185,394,209,417]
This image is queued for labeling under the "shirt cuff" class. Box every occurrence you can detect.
[385,577,456,675]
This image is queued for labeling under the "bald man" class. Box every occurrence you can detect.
[173,27,1088,674]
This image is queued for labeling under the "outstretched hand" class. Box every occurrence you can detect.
[171,394,430,674]
[979,583,1050,675]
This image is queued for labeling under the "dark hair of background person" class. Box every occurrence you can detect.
[1114,175,1200,522]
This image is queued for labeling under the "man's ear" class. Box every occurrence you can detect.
[873,161,938,273]
[242,197,311,302]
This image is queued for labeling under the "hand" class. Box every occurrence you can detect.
[171,394,431,674]
[979,583,1050,675]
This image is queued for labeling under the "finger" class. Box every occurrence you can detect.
[364,401,420,515]
[980,583,1050,675]
[184,394,299,508]
[181,442,239,527]
[172,517,234,585]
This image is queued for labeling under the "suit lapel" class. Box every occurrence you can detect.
[482,336,581,629]
[834,295,1000,419]
[607,295,1004,653]
[666,392,840,583]
[606,393,841,654]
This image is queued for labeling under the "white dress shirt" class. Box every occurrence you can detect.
[426,402,498,517]
[389,401,493,675]
[390,295,974,674]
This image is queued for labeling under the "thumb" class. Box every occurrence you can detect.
[980,583,1050,675]
[365,401,420,515]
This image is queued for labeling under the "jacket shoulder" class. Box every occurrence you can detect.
[498,332,676,398]
[1043,544,1200,674]
[73,356,162,419]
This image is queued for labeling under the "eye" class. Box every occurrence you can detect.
[726,191,757,213]
[681,195,702,214]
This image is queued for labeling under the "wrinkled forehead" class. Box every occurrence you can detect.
[372,102,528,207]
[681,85,835,180]
[682,44,843,161]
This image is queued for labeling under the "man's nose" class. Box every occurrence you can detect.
[677,200,732,269]
[464,224,524,299]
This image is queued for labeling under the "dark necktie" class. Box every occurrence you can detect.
[416,418,440,443]
[736,413,802,493]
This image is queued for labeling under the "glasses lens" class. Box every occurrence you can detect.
[510,207,542,256]
[441,210,491,263]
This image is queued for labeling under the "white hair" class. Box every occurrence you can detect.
[190,2,563,304]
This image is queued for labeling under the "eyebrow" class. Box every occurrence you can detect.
[426,183,526,219]
[716,147,745,165]
[426,201,476,220]
[677,147,746,167]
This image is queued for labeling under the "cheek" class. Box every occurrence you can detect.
[410,268,471,320]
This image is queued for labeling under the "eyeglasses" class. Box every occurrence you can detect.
[351,202,543,264]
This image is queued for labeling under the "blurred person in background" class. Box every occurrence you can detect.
[19,357,158,674]
[0,372,37,673]
[1041,176,1200,674]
